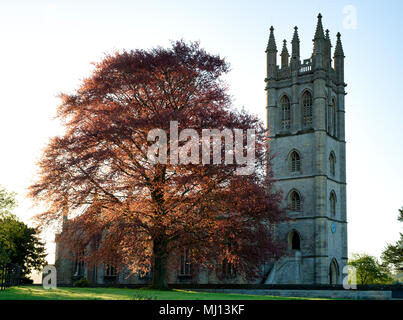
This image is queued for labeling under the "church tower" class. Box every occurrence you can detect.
[265,14,347,285]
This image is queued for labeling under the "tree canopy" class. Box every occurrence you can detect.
[29,41,287,288]
[0,186,47,280]
[0,186,17,217]
[349,253,393,285]
[381,207,403,274]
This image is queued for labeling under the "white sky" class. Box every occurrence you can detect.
[0,1,402,270]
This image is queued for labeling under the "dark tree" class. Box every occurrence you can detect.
[0,186,47,280]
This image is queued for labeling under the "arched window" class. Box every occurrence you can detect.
[289,150,301,172]
[328,104,333,133]
[104,264,117,277]
[73,250,85,277]
[330,191,336,216]
[280,95,291,129]
[329,152,336,176]
[332,98,337,136]
[179,248,192,276]
[302,91,312,127]
[289,190,301,211]
[289,230,301,250]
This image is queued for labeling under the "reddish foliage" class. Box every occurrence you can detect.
[29,41,287,288]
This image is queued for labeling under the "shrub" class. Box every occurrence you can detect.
[73,277,91,287]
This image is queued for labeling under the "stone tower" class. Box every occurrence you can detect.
[264,14,347,285]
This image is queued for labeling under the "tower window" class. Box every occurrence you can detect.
[329,152,336,176]
[328,99,337,135]
[289,150,301,172]
[280,95,291,129]
[289,190,301,211]
[332,99,337,136]
[330,191,336,216]
[302,91,312,127]
[289,230,301,250]
[328,104,333,133]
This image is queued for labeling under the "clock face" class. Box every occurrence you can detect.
[331,223,336,233]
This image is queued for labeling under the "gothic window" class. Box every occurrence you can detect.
[73,250,85,277]
[328,103,333,133]
[330,191,336,216]
[222,258,236,279]
[104,264,117,277]
[73,260,84,277]
[289,190,301,211]
[289,150,301,172]
[332,99,337,136]
[302,91,312,127]
[329,152,336,176]
[179,248,192,276]
[289,230,301,250]
[280,95,291,129]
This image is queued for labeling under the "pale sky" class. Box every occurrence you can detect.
[0,0,402,269]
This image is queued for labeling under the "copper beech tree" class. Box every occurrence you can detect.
[29,41,287,289]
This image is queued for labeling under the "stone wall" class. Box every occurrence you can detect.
[195,289,393,300]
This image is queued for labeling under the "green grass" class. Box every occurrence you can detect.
[0,286,321,300]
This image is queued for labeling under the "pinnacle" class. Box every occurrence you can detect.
[292,26,299,43]
[325,29,332,47]
[281,39,289,55]
[314,13,325,39]
[266,26,277,52]
[334,32,344,57]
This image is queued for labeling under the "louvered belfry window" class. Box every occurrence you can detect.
[290,191,301,211]
[328,104,333,133]
[280,95,291,129]
[289,151,301,172]
[332,99,337,136]
[302,91,312,126]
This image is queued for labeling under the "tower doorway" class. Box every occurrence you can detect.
[329,259,339,285]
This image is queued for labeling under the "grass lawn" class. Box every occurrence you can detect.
[0,286,321,300]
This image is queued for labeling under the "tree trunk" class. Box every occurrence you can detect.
[151,238,169,289]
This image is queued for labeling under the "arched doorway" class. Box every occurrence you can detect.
[329,259,339,285]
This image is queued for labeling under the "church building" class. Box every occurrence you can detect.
[55,14,347,286]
